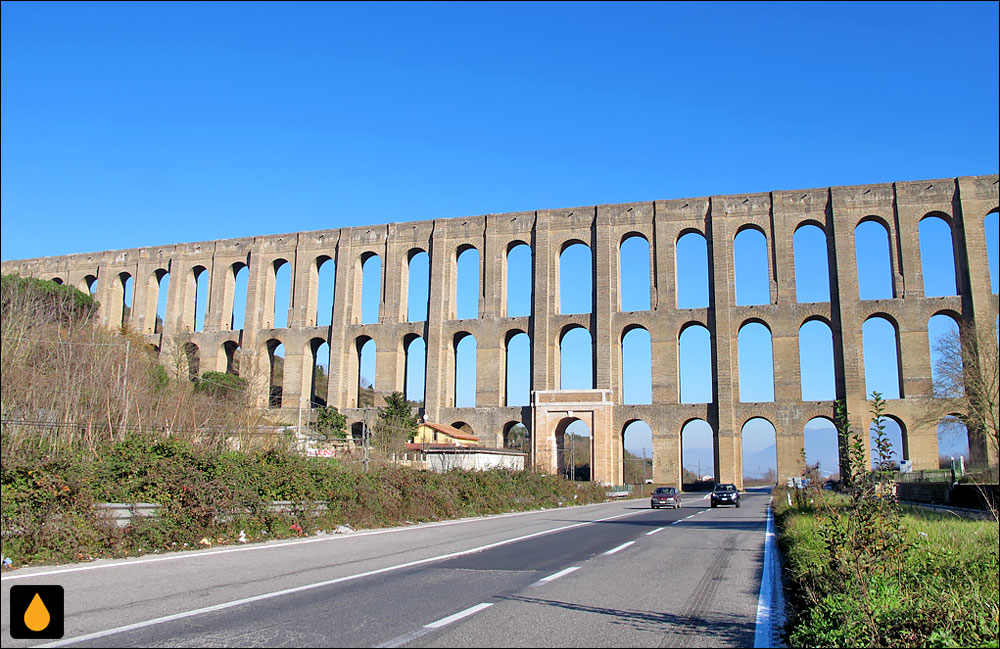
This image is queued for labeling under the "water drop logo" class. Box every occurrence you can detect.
[24,593,51,631]
[10,585,64,639]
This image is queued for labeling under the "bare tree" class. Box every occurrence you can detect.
[1,275,284,453]
[931,323,999,466]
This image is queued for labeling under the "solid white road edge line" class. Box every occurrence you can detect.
[753,499,786,648]
[37,509,643,648]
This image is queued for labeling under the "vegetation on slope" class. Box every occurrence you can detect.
[0,275,608,568]
[2,437,606,566]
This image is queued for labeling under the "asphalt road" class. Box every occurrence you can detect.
[2,490,771,648]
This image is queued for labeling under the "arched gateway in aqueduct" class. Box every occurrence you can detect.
[4,175,998,486]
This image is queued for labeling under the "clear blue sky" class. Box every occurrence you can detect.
[2,1,997,261]
[3,2,997,472]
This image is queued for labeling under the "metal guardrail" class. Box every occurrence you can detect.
[605,484,640,498]
[894,469,954,483]
[895,467,998,484]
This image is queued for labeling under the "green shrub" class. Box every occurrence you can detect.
[1,274,96,321]
[1,435,609,567]
[194,372,247,400]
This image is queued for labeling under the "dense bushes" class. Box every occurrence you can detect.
[775,488,999,648]
[1,435,607,566]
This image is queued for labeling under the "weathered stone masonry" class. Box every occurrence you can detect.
[4,175,998,486]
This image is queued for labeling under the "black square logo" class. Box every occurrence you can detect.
[9,585,64,639]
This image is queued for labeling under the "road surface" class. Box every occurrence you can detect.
[2,490,772,647]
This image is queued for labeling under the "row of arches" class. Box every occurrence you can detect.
[516,414,977,486]
[676,415,974,484]
[483,413,976,485]
[60,210,998,336]
[180,306,973,412]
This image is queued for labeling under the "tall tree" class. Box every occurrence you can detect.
[372,391,419,455]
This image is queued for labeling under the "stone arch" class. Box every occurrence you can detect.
[676,229,709,309]
[50,276,64,284]
[869,414,907,469]
[360,252,381,325]
[798,318,836,401]
[505,329,530,407]
[678,321,712,404]
[456,244,480,320]
[506,240,532,317]
[503,421,529,451]
[803,416,839,479]
[854,217,895,300]
[184,342,200,382]
[559,324,593,390]
[315,254,336,327]
[229,261,249,331]
[741,417,777,485]
[223,340,240,375]
[454,331,477,407]
[153,269,169,334]
[117,271,134,327]
[266,338,286,408]
[559,240,592,315]
[406,248,429,322]
[356,335,376,407]
[621,419,653,485]
[918,212,958,297]
[403,333,426,406]
[619,233,651,312]
[271,258,291,329]
[191,265,210,332]
[681,418,715,488]
[309,337,330,407]
[451,421,475,436]
[793,221,831,303]
[928,311,962,398]
[863,314,903,399]
[81,274,98,295]
[738,320,774,403]
[620,325,651,405]
[554,416,591,481]
[937,415,986,468]
[734,225,770,306]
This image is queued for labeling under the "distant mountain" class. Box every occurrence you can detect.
[743,444,777,479]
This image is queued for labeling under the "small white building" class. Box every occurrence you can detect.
[421,447,527,472]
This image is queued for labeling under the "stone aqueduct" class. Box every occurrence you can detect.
[4,174,998,486]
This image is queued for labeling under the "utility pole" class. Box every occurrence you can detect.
[119,338,131,438]
[363,422,370,473]
[296,406,303,453]
[571,435,576,482]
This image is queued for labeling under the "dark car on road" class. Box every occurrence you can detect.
[710,483,741,508]
[650,486,681,509]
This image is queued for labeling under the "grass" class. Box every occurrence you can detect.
[775,488,999,648]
